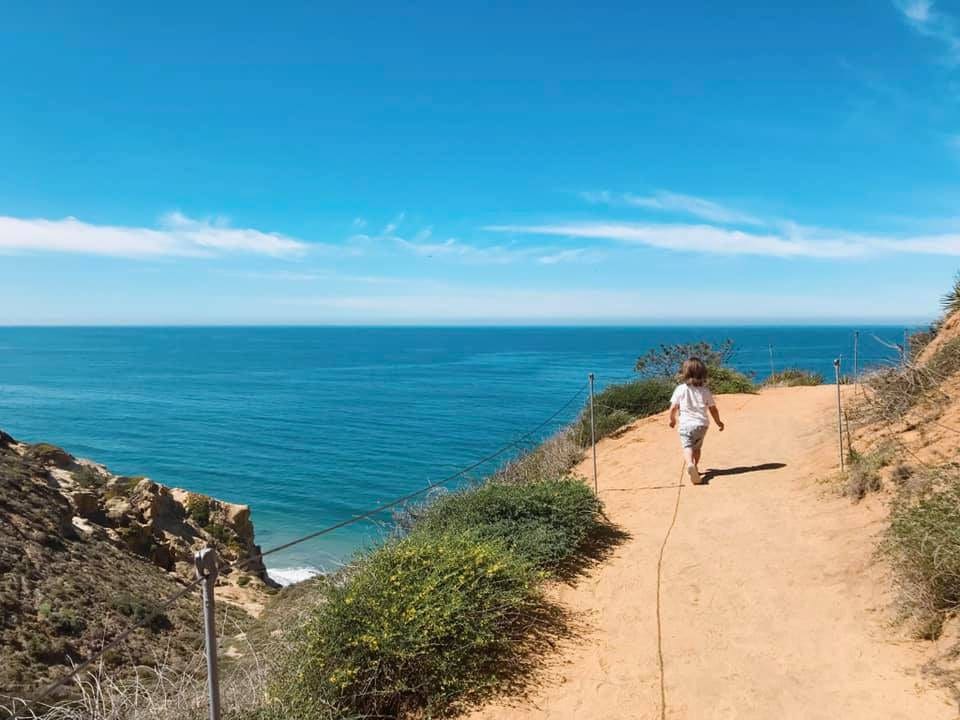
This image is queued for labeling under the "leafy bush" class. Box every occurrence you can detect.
[574,378,674,446]
[110,594,171,633]
[268,533,540,719]
[762,369,823,387]
[883,469,960,638]
[412,479,602,572]
[634,339,734,377]
[706,365,756,394]
[38,602,86,636]
[205,522,231,545]
[185,495,213,527]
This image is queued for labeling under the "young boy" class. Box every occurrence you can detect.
[668,357,724,485]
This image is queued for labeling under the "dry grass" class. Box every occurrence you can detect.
[882,465,960,640]
[842,444,894,501]
[490,427,583,485]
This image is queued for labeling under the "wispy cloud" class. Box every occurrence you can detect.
[487,220,960,258]
[351,217,590,265]
[581,190,765,226]
[894,0,960,61]
[0,212,309,258]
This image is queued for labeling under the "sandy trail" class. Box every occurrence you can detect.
[469,386,956,720]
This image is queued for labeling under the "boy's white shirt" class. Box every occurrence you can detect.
[670,383,715,429]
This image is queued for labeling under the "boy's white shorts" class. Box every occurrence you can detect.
[679,424,708,450]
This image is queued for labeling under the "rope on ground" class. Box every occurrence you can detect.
[656,461,686,720]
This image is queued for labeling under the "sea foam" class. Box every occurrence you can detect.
[269,566,322,586]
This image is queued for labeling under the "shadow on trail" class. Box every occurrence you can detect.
[555,517,631,584]
[700,462,787,484]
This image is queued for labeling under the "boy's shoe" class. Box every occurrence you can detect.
[687,464,702,485]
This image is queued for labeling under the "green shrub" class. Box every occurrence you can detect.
[205,522,231,545]
[762,369,823,387]
[574,378,673,446]
[186,495,213,527]
[883,470,960,638]
[706,365,756,394]
[268,533,540,719]
[237,575,252,587]
[412,479,602,572]
[111,593,171,633]
[38,602,86,636]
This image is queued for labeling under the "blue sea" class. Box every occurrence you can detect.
[0,326,907,580]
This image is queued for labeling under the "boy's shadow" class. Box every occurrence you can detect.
[699,462,786,485]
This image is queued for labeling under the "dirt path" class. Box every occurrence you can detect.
[469,386,956,720]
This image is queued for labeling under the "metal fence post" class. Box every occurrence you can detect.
[853,331,859,379]
[833,358,844,471]
[194,548,221,720]
[588,373,598,494]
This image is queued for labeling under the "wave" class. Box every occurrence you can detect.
[268,566,323,586]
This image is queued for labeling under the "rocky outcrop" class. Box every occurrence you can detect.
[0,430,274,699]
[12,439,273,586]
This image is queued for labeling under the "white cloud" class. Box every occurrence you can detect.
[581,190,765,226]
[486,220,960,258]
[0,212,309,258]
[352,217,367,229]
[894,0,960,60]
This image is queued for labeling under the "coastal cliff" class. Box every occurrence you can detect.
[0,429,272,698]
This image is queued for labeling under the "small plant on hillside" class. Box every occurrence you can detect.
[110,594,171,633]
[185,495,213,527]
[842,445,892,501]
[942,272,960,315]
[882,467,960,638]
[205,522,231,546]
[268,533,542,719]
[762,369,823,387]
[411,479,603,572]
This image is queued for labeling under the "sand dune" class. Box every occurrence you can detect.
[469,386,955,720]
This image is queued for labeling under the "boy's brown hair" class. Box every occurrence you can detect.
[681,357,708,387]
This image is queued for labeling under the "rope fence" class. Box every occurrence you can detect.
[17,379,593,718]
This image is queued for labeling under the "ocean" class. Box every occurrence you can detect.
[0,326,907,581]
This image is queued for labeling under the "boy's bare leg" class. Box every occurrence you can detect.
[692,447,702,467]
[683,447,702,484]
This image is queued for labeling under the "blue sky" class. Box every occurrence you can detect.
[3,0,960,324]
